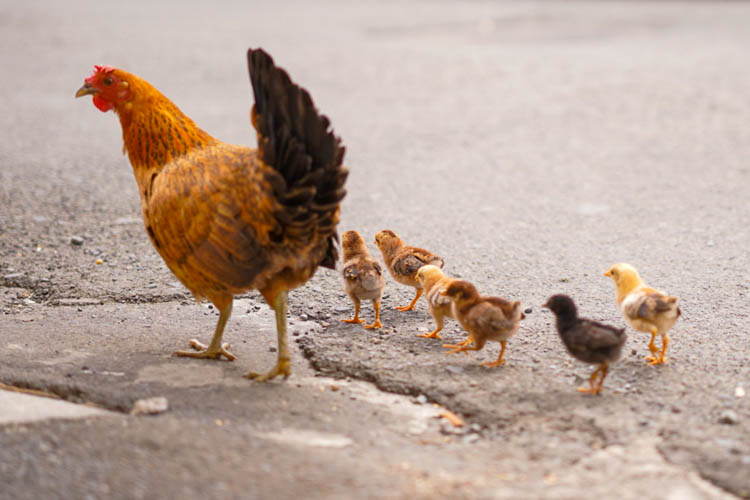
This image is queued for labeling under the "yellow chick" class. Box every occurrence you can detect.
[340,231,385,329]
[605,263,681,365]
[441,280,525,367]
[374,230,444,311]
[415,265,456,339]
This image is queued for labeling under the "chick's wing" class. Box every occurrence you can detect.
[623,289,677,321]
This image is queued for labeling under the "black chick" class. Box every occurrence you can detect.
[543,294,626,395]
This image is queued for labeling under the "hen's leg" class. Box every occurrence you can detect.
[175,298,236,361]
[341,298,363,324]
[247,290,291,382]
[395,289,422,312]
[363,300,383,329]
[418,313,443,339]
[480,340,507,367]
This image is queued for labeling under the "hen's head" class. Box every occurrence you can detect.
[76,65,132,112]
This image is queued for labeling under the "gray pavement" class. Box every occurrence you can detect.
[1,1,749,499]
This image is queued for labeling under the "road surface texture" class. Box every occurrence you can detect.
[1,1,748,499]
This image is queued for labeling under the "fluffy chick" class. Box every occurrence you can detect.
[441,280,525,367]
[374,230,444,311]
[340,231,385,329]
[605,263,681,365]
[544,294,626,395]
[415,265,456,339]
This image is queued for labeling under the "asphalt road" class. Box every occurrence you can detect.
[1,1,748,498]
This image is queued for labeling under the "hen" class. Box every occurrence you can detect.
[605,263,680,365]
[441,280,525,367]
[543,294,626,395]
[340,230,385,329]
[374,230,444,312]
[76,49,347,381]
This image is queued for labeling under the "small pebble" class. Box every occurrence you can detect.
[524,307,532,314]
[70,236,84,246]
[131,397,169,416]
[718,410,739,425]
[269,346,277,352]
[462,433,480,444]
[415,394,427,405]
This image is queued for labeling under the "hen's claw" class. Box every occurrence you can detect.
[174,339,236,361]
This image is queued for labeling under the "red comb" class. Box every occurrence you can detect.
[85,65,115,84]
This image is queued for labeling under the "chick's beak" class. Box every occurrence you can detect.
[604,270,612,277]
[75,83,98,98]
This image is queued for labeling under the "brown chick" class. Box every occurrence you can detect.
[415,264,456,339]
[374,230,444,311]
[340,230,385,329]
[605,263,681,365]
[441,280,525,367]
[543,294,626,395]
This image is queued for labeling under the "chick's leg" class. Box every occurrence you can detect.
[395,289,422,312]
[645,328,662,364]
[175,297,236,361]
[593,362,610,394]
[341,298,363,325]
[480,341,507,368]
[418,313,444,339]
[363,300,383,329]
[247,290,291,382]
[578,364,603,394]
[649,334,669,365]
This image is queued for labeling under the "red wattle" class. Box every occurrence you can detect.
[93,95,114,112]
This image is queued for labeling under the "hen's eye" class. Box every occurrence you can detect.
[103,76,114,86]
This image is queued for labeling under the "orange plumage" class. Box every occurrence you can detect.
[76,49,347,381]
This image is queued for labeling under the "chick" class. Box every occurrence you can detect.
[374,230,444,312]
[544,294,626,395]
[441,280,525,367]
[415,265,455,339]
[340,231,385,329]
[605,263,681,365]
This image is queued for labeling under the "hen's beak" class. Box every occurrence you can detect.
[75,83,97,98]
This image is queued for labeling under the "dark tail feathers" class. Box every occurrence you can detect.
[247,48,347,269]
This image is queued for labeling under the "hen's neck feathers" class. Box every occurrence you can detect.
[114,71,218,176]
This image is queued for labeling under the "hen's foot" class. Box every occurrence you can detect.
[417,331,442,339]
[174,339,236,361]
[246,357,291,382]
[363,320,383,329]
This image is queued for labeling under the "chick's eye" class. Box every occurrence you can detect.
[103,76,114,86]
